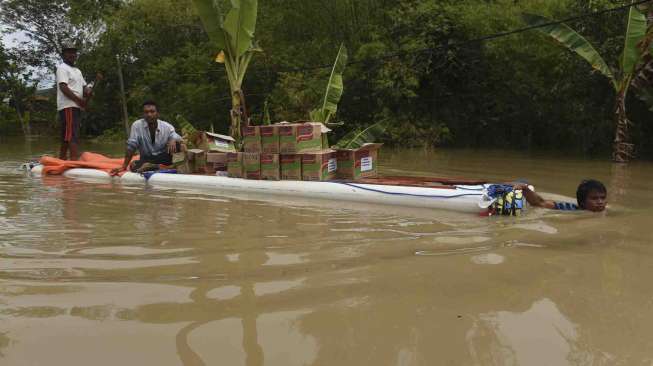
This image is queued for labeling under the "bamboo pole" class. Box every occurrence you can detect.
[116,55,130,136]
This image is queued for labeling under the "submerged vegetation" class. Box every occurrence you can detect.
[1,0,653,159]
[523,5,653,162]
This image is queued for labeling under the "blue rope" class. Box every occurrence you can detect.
[453,185,485,191]
[486,184,514,199]
[334,182,484,199]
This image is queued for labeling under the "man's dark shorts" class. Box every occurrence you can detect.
[59,107,81,144]
[130,153,173,172]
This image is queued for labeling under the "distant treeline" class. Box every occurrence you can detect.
[1,0,652,158]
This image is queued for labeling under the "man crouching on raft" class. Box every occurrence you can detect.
[111,101,182,174]
[513,179,607,212]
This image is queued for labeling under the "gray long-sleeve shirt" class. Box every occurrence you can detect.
[126,119,182,157]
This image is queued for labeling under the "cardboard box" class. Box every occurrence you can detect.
[227,152,243,178]
[175,163,191,174]
[172,152,186,164]
[207,152,228,171]
[187,149,207,174]
[280,154,302,180]
[302,150,337,181]
[205,132,236,153]
[188,132,236,153]
[336,143,382,180]
[260,125,280,154]
[204,163,216,173]
[279,122,323,154]
[260,153,280,180]
[242,126,261,153]
[243,152,261,180]
[172,152,189,174]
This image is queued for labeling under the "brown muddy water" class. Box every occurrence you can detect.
[1,137,652,366]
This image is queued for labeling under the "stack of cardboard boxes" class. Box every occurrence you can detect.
[177,122,381,182]
[204,132,236,175]
[225,122,334,181]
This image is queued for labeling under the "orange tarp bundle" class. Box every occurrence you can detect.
[40,152,137,176]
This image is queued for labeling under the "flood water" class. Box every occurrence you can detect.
[1,137,652,365]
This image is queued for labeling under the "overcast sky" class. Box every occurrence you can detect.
[1,27,27,48]
[2,29,56,88]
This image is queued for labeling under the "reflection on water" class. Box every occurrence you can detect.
[1,138,653,365]
[468,299,581,366]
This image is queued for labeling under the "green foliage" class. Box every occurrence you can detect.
[335,121,387,149]
[262,99,271,125]
[0,0,120,70]
[522,13,617,87]
[310,44,348,124]
[191,0,260,143]
[621,6,647,77]
[3,0,653,158]
[223,0,258,57]
[523,5,653,160]
[268,72,324,122]
[91,127,126,143]
[192,0,228,50]
[175,114,198,136]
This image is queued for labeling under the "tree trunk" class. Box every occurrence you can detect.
[229,90,249,147]
[609,162,630,205]
[612,93,634,163]
[14,102,30,138]
[25,104,33,136]
[229,91,243,146]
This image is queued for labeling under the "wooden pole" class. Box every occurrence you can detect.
[116,55,130,136]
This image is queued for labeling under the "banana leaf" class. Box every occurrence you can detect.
[621,6,647,77]
[522,13,617,89]
[176,115,198,136]
[335,121,387,149]
[310,44,348,124]
[224,0,258,58]
[191,0,227,50]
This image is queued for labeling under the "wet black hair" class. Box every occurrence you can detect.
[576,179,607,208]
[142,100,158,111]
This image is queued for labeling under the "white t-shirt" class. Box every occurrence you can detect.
[56,63,86,111]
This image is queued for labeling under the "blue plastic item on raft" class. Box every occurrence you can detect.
[486,184,514,199]
[142,169,177,181]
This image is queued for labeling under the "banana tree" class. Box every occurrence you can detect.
[310,44,348,125]
[192,0,259,145]
[523,6,653,163]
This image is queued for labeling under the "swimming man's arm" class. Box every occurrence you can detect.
[512,183,555,209]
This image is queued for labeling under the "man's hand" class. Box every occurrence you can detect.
[59,82,87,109]
[512,183,530,191]
[110,165,128,176]
[167,140,178,154]
[76,97,87,110]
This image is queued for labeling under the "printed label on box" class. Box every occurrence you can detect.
[327,158,337,173]
[361,156,373,172]
[214,140,230,150]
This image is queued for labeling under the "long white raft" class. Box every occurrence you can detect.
[28,164,496,213]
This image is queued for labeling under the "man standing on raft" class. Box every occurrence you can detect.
[513,180,607,212]
[56,43,93,161]
[111,101,182,174]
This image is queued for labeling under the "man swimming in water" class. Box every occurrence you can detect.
[513,179,607,212]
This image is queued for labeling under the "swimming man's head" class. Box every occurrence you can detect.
[576,179,607,212]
